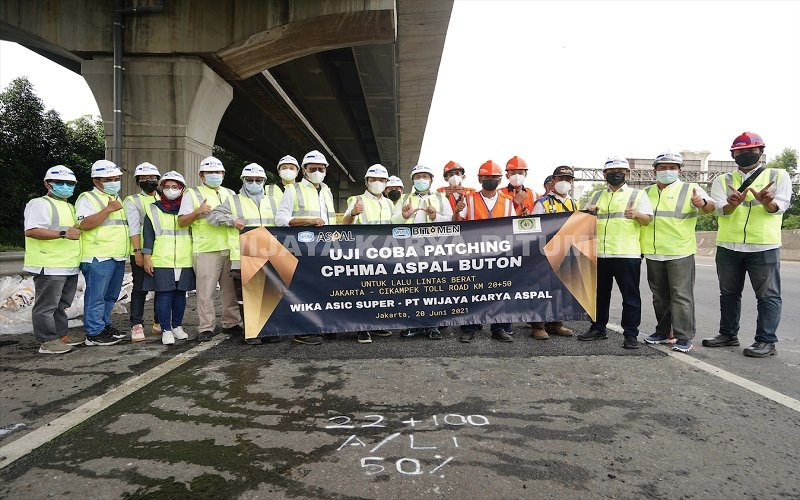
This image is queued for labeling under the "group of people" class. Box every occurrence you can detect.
[24,131,787,359]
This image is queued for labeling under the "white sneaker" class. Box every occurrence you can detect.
[161,331,175,345]
[172,326,188,340]
[131,324,146,343]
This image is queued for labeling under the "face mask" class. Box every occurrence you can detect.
[308,171,326,184]
[448,175,462,187]
[413,179,431,192]
[605,172,626,187]
[655,170,679,185]
[245,181,264,195]
[102,181,121,196]
[481,179,501,191]
[279,169,297,181]
[50,182,75,199]
[138,180,158,193]
[368,181,387,195]
[387,190,402,203]
[162,187,182,200]
[555,180,572,195]
[204,173,223,188]
[509,174,525,187]
[735,152,761,169]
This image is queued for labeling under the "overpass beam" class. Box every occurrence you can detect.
[81,56,232,193]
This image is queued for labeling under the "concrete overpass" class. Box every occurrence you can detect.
[0,0,453,206]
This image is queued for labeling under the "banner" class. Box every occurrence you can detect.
[241,212,596,338]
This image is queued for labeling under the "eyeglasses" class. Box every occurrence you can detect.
[244,178,265,184]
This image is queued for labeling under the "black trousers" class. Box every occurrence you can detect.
[591,257,642,337]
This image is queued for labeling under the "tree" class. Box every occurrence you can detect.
[212,145,279,189]
[578,182,605,208]
[765,147,799,223]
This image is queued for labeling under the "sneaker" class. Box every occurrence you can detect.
[60,332,86,346]
[293,335,322,345]
[701,335,739,347]
[39,339,73,354]
[459,331,475,343]
[531,328,549,340]
[152,323,162,334]
[644,333,671,344]
[131,324,146,343]
[672,339,694,353]
[222,324,244,335]
[107,325,127,340]
[491,331,513,342]
[162,331,175,345]
[197,330,215,342]
[427,328,443,340]
[85,330,123,346]
[371,329,393,337]
[358,332,372,344]
[172,326,188,340]
[577,329,608,341]
[623,336,639,349]
[400,328,425,338]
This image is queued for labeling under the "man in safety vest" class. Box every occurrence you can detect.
[529,165,580,340]
[178,156,241,342]
[123,162,161,342]
[500,156,537,216]
[703,132,791,358]
[454,160,515,343]
[641,151,715,353]
[208,163,283,345]
[384,175,404,204]
[24,166,84,354]
[437,161,475,212]
[76,160,129,346]
[275,154,300,193]
[579,157,653,349]
[275,150,337,345]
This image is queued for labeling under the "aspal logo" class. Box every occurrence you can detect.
[512,217,542,234]
[297,231,315,243]
[392,227,411,239]
[317,230,355,242]
[412,225,461,238]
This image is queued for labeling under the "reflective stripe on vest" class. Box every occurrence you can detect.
[124,192,157,255]
[595,188,643,255]
[290,182,336,220]
[541,195,577,214]
[188,185,237,252]
[466,192,514,220]
[640,182,698,255]
[146,204,192,268]
[398,192,445,223]
[24,197,81,268]
[347,194,393,224]
[717,169,784,245]
[78,190,129,259]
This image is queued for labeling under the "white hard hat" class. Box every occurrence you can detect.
[159,171,186,187]
[44,165,77,183]
[652,151,684,168]
[134,162,161,177]
[91,159,123,178]
[277,155,299,169]
[386,175,404,188]
[301,150,328,167]
[199,156,225,172]
[364,164,389,180]
[410,164,435,178]
[240,163,267,179]
[603,157,630,171]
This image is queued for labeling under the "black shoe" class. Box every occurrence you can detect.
[358,332,372,344]
[85,329,123,346]
[371,329,392,337]
[427,328,442,340]
[223,325,244,335]
[577,329,608,341]
[459,331,475,343]
[743,342,776,358]
[106,325,127,340]
[623,336,639,349]
[321,332,337,340]
[245,337,263,345]
[401,328,425,338]
[293,335,322,345]
[198,330,214,342]
[702,335,740,347]
[264,336,280,344]
[491,331,513,342]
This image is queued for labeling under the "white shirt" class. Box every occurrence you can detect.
[76,188,127,263]
[646,182,713,261]
[596,184,654,259]
[178,185,230,216]
[710,165,792,252]
[23,196,79,275]
[123,191,157,237]
[274,179,332,227]
[391,190,454,223]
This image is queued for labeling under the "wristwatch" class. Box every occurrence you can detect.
[59,230,66,239]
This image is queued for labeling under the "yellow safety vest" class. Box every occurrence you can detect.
[24,196,81,269]
[145,203,192,268]
[187,185,237,253]
[346,192,394,224]
[77,189,130,259]
[591,187,645,256]
[227,185,282,261]
[395,192,447,223]
[539,195,579,214]
[640,181,699,255]
[287,180,336,222]
[123,192,157,255]
[717,169,785,245]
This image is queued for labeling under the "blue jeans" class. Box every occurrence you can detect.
[155,289,186,332]
[716,247,781,343]
[80,258,125,336]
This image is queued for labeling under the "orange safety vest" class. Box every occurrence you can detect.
[499,185,537,215]
[464,191,514,220]
[437,185,476,211]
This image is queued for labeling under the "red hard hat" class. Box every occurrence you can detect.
[506,156,528,171]
[730,131,765,151]
[443,161,464,174]
[478,160,503,176]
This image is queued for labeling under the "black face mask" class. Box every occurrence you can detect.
[139,180,159,193]
[605,172,626,187]
[387,191,402,203]
[734,152,761,169]
[481,179,501,191]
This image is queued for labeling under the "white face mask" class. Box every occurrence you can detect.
[555,180,572,195]
[368,181,387,195]
[509,174,525,187]
[279,168,297,181]
[162,187,183,200]
[308,171,326,184]
[448,175,462,187]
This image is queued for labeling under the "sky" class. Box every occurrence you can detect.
[1,0,799,190]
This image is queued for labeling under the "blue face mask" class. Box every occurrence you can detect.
[413,179,431,192]
[50,182,75,199]
[656,170,679,185]
[245,181,264,195]
[204,173,223,188]
[102,181,121,196]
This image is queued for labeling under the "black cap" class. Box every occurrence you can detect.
[544,175,554,186]
[552,165,575,177]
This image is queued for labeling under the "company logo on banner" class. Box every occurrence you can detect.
[240,213,596,339]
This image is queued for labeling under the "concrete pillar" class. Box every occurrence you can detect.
[81,56,233,195]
